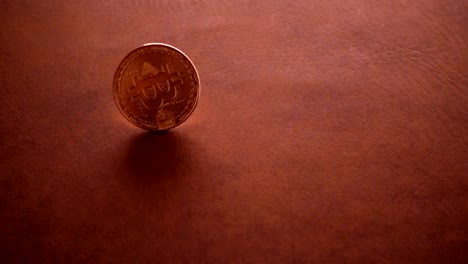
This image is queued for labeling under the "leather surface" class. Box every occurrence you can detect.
[1,1,467,263]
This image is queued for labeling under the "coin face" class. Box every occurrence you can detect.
[113,43,200,130]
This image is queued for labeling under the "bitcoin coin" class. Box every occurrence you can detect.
[113,43,200,130]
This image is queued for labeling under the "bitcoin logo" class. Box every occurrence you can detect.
[113,43,200,130]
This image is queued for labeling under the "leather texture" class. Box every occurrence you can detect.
[1,1,467,263]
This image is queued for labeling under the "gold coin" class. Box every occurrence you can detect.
[113,43,200,130]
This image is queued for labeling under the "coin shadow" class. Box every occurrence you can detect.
[124,131,194,184]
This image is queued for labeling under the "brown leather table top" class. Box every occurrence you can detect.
[1,1,467,263]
